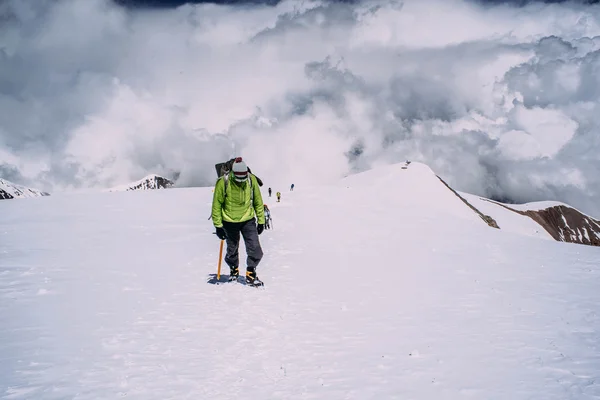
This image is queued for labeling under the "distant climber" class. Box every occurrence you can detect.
[268,187,272,197]
[290,183,294,191]
[276,191,281,202]
[211,157,265,287]
[264,204,272,230]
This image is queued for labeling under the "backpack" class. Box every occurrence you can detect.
[215,157,263,186]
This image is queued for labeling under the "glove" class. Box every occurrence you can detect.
[257,223,264,235]
[215,226,227,240]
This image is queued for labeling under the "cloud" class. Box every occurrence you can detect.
[1,0,600,216]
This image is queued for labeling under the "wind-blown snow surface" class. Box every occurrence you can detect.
[1,163,600,399]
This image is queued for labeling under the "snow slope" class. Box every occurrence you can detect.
[0,178,49,200]
[1,162,600,399]
[460,192,555,241]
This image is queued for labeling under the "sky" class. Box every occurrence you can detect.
[115,0,600,6]
[1,0,600,216]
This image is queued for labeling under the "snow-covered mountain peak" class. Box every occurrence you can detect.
[0,177,50,199]
[107,174,175,192]
[340,161,484,223]
[343,161,599,247]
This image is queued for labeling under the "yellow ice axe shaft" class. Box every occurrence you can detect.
[217,239,224,280]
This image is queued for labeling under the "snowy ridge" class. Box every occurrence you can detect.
[504,200,567,212]
[339,161,483,224]
[1,161,600,399]
[0,177,49,199]
[106,174,174,192]
[343,161,599,246]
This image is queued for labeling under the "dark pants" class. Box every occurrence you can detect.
[223,219,263,270]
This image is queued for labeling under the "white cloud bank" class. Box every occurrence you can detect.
[1,0,600,216]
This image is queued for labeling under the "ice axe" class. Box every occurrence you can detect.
[216,239,224,280]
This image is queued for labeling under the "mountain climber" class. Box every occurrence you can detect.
[268,187,272,197]
[264,204,272,230]
[211,157,265,286]
[276,191,281,202]
[290,183,294,191]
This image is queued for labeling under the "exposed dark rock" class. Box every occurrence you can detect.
[0,189,15,199]
[437,175,500,229]
[485,200,600,247]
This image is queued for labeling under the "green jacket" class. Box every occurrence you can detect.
[211,173,265,228]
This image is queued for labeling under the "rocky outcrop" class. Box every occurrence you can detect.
[0,178,50,200]
[0,188,14,199]
[525,206,600,246]
[486,200,600,247]
[437,175,500,229]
